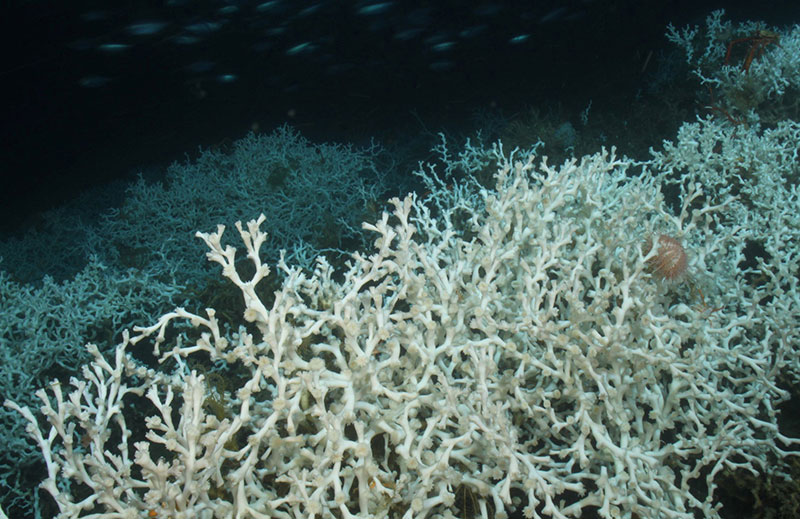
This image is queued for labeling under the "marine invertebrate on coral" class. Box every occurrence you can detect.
[644,234,688,281]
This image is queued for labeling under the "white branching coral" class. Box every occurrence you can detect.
[667,10,800,122]
[6,143,799,519]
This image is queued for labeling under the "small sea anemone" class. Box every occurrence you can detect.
[644,234,689,281]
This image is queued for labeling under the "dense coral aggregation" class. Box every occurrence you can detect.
[7,144,797,519]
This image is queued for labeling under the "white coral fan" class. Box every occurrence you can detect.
[7,145,797,519]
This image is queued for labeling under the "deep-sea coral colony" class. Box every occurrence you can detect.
[7,137,797,519]
[6,11,800,519]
